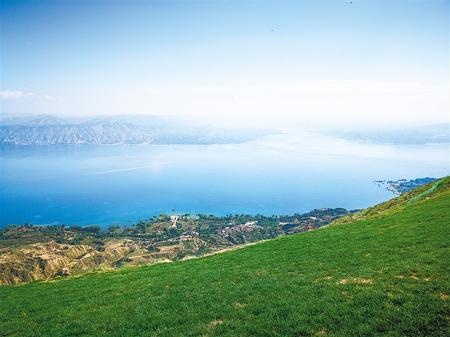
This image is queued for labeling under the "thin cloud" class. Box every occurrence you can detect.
[0,90,64,102]
[0,90,34,99]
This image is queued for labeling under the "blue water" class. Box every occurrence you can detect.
[1,132,448,227]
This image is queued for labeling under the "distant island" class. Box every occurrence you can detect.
[374,177,437,195]
[0,208,351,285]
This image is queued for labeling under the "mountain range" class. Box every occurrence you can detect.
[0,114,271,145]
[331,123,450,144]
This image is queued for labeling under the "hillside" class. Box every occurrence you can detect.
[0,209,349,285]
[0,178,449,336]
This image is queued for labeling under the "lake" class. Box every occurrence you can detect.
[1,132,448,227]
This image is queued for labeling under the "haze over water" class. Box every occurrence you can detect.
[1,132,448,227]
[2,1,448,228]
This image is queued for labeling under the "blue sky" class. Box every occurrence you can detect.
[1,0,448,127]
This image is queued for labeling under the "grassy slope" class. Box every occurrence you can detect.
[0,179,449,337]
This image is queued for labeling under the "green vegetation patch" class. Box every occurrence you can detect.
[0,179,449,337]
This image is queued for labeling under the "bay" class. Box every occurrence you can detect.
[1,132,448,227]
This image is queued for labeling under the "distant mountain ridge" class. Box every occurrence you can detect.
[0,114,271,145]
[331,123,450,144]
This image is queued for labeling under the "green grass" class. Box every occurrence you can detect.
[1,179,449,337]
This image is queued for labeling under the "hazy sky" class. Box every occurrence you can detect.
[1,0,448,128]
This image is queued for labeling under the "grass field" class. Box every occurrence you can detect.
[0,179,449,337]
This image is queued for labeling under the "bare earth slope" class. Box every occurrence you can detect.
[0,209,349,285]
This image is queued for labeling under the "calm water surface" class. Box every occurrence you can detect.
[1,132,448,227]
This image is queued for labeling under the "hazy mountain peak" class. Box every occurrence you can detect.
[26,115,67,126]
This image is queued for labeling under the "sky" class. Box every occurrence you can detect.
[0,0,449,128]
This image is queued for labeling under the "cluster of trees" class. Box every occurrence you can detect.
[1,223,101,234]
